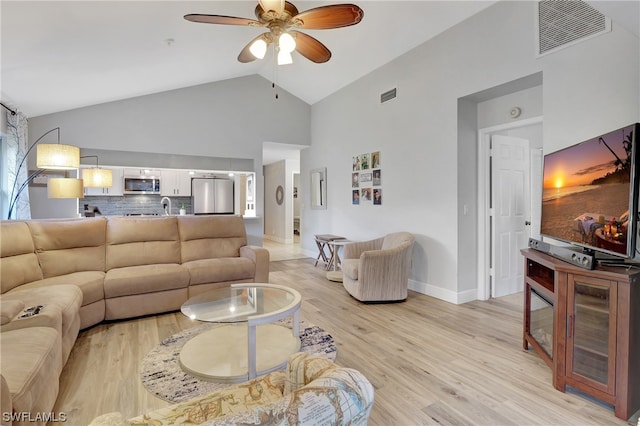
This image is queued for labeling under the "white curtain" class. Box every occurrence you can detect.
[7,111,30,219]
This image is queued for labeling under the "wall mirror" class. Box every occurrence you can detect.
[310,167,327,210]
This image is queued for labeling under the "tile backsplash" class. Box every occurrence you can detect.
[80,195,192,216]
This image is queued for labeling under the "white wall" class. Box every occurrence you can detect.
[302,1,639,303]
[26,75,311,240]
[477,86,543,129]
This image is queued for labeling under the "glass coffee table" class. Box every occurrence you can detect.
[179,283,302,383]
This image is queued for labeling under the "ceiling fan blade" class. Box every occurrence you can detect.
[184,14,261,26]
[291,31,331,63]
[238,33,271,63]
[258,0,284,14]
[293,4,364,30]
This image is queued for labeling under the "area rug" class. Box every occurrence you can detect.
[140,319,336,403]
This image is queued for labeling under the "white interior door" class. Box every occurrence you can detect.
[491,135,531,298]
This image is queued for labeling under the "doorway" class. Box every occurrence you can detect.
[262,142,305,261]
[477,117,543,300]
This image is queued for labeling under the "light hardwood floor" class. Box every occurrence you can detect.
[262,235,307,262]
[51,255,634,425]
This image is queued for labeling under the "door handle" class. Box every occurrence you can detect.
[568,314,574,338]
[525,220,531,226]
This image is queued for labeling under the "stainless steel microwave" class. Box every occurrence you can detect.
[123,177,160,194]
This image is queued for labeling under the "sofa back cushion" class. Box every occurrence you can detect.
[381,232,415,250]
[178,215,247,262]
[0,221,43,293]
[106,216,181,270]
[27,217,107,278]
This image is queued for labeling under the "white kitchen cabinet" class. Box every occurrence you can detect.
[123,168,162,178]
[161,170,192,196]
[82,167,124,196]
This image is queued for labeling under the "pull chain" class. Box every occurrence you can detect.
[272,45,279,99]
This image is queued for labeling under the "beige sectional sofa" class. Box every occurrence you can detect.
[0,215,268,426]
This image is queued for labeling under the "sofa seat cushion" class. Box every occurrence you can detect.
[342,259,359,280]
[183,257,255,286]
[104,264,189,298]
[12,271,105,306]
[0,327,62,416]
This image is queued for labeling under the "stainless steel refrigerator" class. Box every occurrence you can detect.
[191,178,234,214]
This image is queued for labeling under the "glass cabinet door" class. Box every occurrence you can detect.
[529,288,554,359]
[566,274,617,395]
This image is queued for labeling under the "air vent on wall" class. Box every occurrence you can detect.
[380,88,397,104]
[537,0,611,56]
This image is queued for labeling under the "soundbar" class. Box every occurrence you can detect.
[528,238,595,270]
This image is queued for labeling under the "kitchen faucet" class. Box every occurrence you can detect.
[160,196,172,216]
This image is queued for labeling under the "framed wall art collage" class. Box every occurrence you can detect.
[352,151,381,205]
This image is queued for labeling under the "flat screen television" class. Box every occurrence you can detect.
[540,123,640,259]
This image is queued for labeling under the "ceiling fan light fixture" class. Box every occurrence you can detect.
[184,1,364,65]
[279,32,296,53]
[277,50,293,65]
[249,38,268,59]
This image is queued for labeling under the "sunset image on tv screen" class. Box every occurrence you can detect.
[540,124,636,256]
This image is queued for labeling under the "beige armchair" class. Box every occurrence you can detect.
[342,232,415,302]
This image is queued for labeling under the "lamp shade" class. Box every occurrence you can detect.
[277,50,293,65]
[82,168,113,188]
[48,178,84,198]
[279,32,296,53]
[37,144,80,170]
[249,38,267,59]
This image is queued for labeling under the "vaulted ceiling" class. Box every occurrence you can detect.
[1,1,498,118]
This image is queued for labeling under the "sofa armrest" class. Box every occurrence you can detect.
[240,245,270,283]
[284,352,337,394]
[0,300,25,326]
[344,237,384,260]
[213,363,375,426]
[0,303,63,335]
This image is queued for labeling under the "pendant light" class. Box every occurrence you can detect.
[81,155,113,188]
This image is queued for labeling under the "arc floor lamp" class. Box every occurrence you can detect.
[7,127,82,219]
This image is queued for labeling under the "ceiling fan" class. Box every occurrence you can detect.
[184,0,364,65]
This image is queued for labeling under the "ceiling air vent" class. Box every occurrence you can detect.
[380,88,397,104]
[537,0,611,56]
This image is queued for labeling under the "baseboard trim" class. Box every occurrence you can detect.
[301,248,317,259]
[263,234,293,244]
[408,279,477,305]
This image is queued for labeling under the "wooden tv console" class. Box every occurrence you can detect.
[521,248,640,421]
